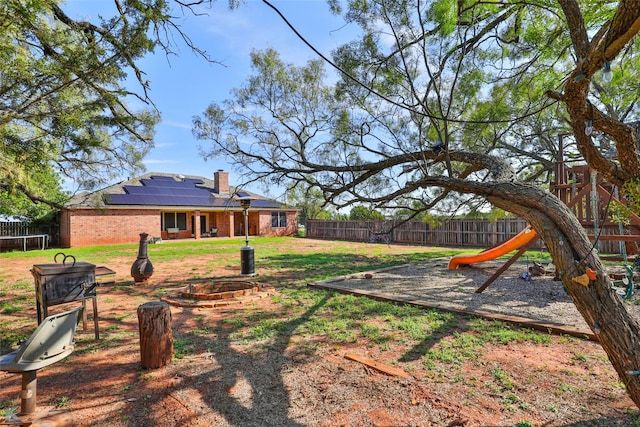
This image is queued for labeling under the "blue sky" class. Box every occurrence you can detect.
[65,0,357,197]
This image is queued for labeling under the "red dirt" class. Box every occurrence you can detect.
[1,241,638,426]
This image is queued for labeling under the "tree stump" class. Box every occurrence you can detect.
[137,301,173,368]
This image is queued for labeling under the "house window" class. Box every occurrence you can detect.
[162,212,188,230]
[271,211,287,228]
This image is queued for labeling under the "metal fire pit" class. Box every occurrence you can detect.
[32,253,99,339]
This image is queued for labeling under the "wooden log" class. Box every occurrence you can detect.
[137,301,173,369]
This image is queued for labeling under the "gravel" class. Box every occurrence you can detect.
[310,259,640,334]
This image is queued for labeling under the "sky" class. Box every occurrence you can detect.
[64,0,358,198]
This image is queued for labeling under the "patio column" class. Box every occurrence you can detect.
[228,211,235,237]
[194,210,201,240]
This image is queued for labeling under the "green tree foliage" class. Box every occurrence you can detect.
[195,0,640,407]
[316,210,333,220]
[286,183,333,225]
[349,205,385,220]
[0,0,195,217]
[0,163,66,220]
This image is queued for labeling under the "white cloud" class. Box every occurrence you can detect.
[153,142,174,148]
[160,120,192,130]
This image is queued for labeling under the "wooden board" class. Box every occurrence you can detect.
[344,353,410,378]
[308,282,596,341]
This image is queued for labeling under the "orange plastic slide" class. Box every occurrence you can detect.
[447,226,538,270]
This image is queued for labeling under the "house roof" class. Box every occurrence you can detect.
[66,172,294,211]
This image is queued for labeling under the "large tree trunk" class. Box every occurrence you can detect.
[489,190,640,407]
[549,220,640,407]
[551,0,640,408]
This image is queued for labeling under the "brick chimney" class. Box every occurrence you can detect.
[214,170,229,194]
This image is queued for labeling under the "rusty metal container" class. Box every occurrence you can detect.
[32,259,96,324]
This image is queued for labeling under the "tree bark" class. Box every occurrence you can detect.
[488,191,640,408]
[137,301,173,369]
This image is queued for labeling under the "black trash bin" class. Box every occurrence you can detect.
[240,245,255,276]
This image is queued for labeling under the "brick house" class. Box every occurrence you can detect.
[58,171,298,247]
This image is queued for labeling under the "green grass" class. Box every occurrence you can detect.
[469,318,552,345]
[0,320,29,354]
[1,302,22,314]
[2,236,638,425]
[57,396,70,408]
[3,237,635,423]
[0,237,263,264]
[214,280,555,375]
[491,365,515,390]
[173,337,196,359]
[555,381,585,395]
[0,238,569,383]
[0,237,560,363]
[1,236,467,282]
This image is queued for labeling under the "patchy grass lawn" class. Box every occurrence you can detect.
[0,237,638,426]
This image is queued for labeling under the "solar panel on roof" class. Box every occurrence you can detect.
[133,196,149,204]
[143,178,180,187]
[104,175,286,209]
[138,177,206,189]
[107,194,128,204]
[181,189,209,196]
[124,186,142,194]
[127,195,150,204]
[125,186,163,195]
[152,195,167,204]
[141,180,179,188]
[149,176,205,184]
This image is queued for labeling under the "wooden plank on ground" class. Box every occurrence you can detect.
[308,282,596,341]
[344,353,410,378]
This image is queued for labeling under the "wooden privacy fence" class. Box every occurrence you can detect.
[306,218,537,247]
[306,218,633,255]
[0,221,55,251]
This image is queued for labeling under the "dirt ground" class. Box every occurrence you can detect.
[1,240,639,427]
